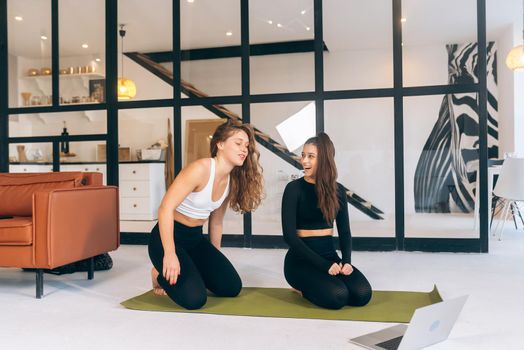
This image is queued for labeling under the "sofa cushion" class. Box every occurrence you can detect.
[0,217,33,246]
[0,172,85,216]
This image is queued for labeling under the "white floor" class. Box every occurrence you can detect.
[1,228,524,350]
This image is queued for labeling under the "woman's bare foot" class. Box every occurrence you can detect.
[151,267,167,296]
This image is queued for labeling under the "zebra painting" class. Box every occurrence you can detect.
[414,42,498,213]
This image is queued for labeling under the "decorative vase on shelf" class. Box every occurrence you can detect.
[21,92,31,107]
[60,121,70,154]
[17,145,27,162]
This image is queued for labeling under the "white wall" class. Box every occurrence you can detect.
[497,24,516,157]
[515,72,524,156]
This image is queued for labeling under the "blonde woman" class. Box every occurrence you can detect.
[149,120,263,309]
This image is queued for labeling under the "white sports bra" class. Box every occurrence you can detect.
[176,158,230,220]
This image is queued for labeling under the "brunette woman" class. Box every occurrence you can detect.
[281,132,372,309]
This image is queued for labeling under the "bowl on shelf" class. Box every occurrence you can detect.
[137,149,163,161]
[40,67,52,75]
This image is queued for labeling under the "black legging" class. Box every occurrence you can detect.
[148,222,242,310]
[284,236,372,310]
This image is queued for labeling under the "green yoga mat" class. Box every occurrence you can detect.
[121,286,442,323]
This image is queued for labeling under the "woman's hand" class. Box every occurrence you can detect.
[163,251,181,285]
[340,263,353,276]
[328,262,342,275]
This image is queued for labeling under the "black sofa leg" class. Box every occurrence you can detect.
[36,269,44,299]
[87,257,94,280]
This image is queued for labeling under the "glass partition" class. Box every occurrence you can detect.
[8,0,52,108]
[118,0,173,101]
[404,94,485,238]
[402,0,478,87]
[251,101,313,235]
[180,0,241,98]
[8,110,106,167]
[59,0,105,106]
[325,98,395,237]
[249,0,314,94]
[324,0,393,91]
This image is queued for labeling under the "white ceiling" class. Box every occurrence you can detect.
[6,0,522,59]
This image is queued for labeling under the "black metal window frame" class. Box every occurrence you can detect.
[0,0,489,252]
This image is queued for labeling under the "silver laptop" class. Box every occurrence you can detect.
[349,295,468,350]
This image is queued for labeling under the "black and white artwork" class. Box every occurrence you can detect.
[414,42,498,213]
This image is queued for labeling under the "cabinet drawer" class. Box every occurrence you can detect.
[61,164,106,172]
[120,180,150,197]
[119,164,150,180]
[89,164,106,173]
[120,197,152,214]
[9,164,53,173]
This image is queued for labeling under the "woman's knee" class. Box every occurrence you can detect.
[179,291,207,310]
[157,272,208,310]
[327,287,350,309]
[349,288,372,307]
[214,272,242,297]
[305,286,349,310]
[226,278,242,297]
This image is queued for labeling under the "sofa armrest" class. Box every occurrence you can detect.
[32,186,119,268]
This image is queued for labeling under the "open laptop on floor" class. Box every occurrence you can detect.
[349,295,468,350]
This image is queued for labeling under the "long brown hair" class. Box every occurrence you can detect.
[210,119,264,213]
[305,132,340,223]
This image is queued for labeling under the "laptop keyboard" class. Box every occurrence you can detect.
[375,335,404,350]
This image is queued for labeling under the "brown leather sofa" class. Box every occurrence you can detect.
[0,172,119,298]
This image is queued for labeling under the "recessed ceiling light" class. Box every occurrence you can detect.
[14,16,23,21]
[306,27,310,31]
[401,17,407,23]
[95,58,101,62]
[40,35,48,40]
[277,23,282,28]
[301,10,306,15]
[82,44,89,49]
[187,0,194,3]
[267,20,273,24]
[226,31,232,36]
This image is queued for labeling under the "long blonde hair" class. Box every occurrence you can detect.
[210,120,264,213]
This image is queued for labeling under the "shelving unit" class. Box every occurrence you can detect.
[18,72,105,107]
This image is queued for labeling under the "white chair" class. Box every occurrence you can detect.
[493,157,524,240]
[473,159,504,232]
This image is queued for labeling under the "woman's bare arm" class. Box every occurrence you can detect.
[208,195,229,249]
[157,159,208,284]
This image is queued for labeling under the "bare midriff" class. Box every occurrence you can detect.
[296,228,333,237]
[173,210,208,227]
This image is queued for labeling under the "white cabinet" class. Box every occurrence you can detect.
[119,163,165,221]
[9,164,53,173]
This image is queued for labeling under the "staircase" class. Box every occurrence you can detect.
[126,52,384,220]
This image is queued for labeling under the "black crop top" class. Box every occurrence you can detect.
[281,177,352,271]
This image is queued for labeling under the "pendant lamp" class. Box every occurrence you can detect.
[118,24,136,99]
